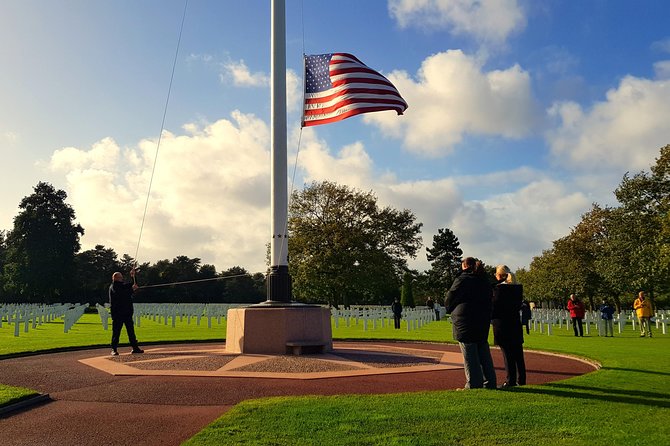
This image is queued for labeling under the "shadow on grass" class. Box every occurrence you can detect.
[526,369,587,377]
[513,384,670,409]
[545,382,670,400]
[600,366,670,377]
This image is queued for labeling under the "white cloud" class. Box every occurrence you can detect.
[453,166,543,189]
[547,75,670,171]
[46,112,593,276]
[651,38,670,54]
[654,60,670,80]
[295,131,375,189]
[384,175,590,272]
[286,69,302,113]
[3,131,19,144]
[187,53,213,64]
[49,111,272,272]
[388,0,526,45]
[50,137,121,172]
[190,53,300,111]
[363,50,537,157]
[294,136,587,272]
[460,178,589,269]
[221,59,269,87]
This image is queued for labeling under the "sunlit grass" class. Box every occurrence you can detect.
[0,312,225,357]
[0,384,38,408]
[1,311,669,445]
[186,319,670,446]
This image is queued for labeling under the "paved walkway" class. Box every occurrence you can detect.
[0,342,596,445]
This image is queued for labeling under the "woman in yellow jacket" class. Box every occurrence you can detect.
[633,291,653,337]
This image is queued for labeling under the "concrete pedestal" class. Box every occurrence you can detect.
[226,306,333,354]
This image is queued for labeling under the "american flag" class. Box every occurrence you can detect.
[302,53,408,127]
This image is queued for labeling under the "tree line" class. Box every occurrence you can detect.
[0,180,463,307]
[0,183,265,305]
[516,144,670,311]
[5,145,668,310]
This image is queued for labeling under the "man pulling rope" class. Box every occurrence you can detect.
[109,268,144,356]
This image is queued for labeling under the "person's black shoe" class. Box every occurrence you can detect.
[498,382,516,390]
[110,349,119,356]
[131,348,144,354]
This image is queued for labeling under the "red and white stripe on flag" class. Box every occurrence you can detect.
[302,53,408,127]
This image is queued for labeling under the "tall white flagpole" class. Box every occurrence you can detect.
[267,0,291,302]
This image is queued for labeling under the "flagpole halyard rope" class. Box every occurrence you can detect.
[137,273,250,289]
[134,0,189,267]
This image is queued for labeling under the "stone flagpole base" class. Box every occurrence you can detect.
[226,305,332,355]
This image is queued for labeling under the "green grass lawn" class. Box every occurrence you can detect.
[188,319,670,446]
[0,383,39,408]
[1,312,668,445]
[0,312,226,357]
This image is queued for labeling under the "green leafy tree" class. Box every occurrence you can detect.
[74,245,121,305]
[518,248,567,308]
[192,264,223,302]
[610,146,670,302]
[288,181,422,307]
[0,231,8,302]
[135,256,200,302]
[518,205,609,309]
[119,254,138,272]
[520,146,670,311]
[221,266,265,303]
[425,228,462,297]
[411,271,433,304]
[400,271,415,308]
[4,182,84,302]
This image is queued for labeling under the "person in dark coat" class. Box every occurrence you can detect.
[426,296,440,321]
[444,257,496,389]
[109,269,143,356]
[599,300,615,337]
[492,265,526,388]
[391,298,403,329]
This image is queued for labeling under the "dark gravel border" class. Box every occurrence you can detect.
[0,394,51,418]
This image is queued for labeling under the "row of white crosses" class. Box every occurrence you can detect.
[130,303,244,329]
[0,303,87,336]
[527,308,668,336]
[331,305,436,332]
[653,309,669,335]
[95,302,438,333]
[62,304,88,333]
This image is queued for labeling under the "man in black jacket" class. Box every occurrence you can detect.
[109,269,143,356]
[444,257,496,389]
[391,298,403,329]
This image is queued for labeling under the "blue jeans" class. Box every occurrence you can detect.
[602,319,614,336]
[459,341,497,389]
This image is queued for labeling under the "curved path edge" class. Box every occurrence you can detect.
[0,341,597,446]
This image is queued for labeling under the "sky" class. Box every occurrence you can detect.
[2,0,670,275]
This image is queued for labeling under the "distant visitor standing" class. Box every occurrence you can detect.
[109,269,144,355]
[426,296,439,321]
[520,300,532,335]
[391,298,403,329]
[599,300,615,337]
[445,257,496,390]
[567,294,585,337]
[633,291,653,338]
